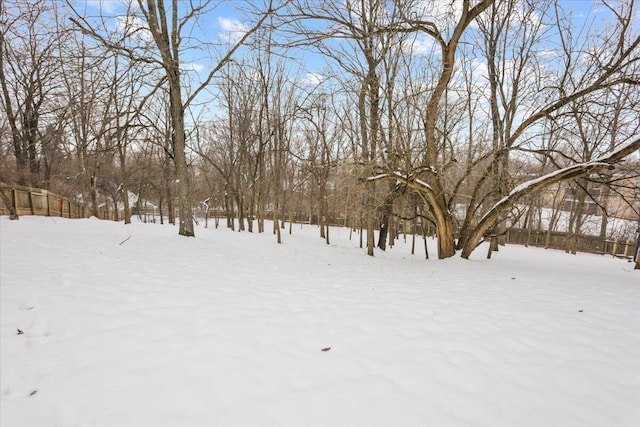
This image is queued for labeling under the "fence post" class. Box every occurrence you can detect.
[28,190,35,215]
[634,228,640,269]
[12,188,18,214]
[612,239,618,257]
[623,242,630,258]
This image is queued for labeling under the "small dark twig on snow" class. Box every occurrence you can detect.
[118,235,132,246]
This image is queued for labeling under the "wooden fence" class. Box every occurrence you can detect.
[504,228,637,259]
[392,221,636,259]
[0,183,116,221]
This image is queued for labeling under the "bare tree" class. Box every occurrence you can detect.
[302,91,343,244]
[0,0,67,186]
[287,0,407,255]
[69,0,286,236]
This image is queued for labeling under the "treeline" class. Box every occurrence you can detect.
[1,0,639,259]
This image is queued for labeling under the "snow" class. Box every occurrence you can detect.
[1,216,639,426]
[366,173,391,181]
[414,178,432,190]
[506,161,606,197]
[365,172,434,192]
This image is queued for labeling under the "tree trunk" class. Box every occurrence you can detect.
[599,183,610,240]
[224,186,234,230]
[0,187,19,220]
[89,174,99,217]
[169,81,194,237]
[365,180,376,256]
[566,181,587,255]
[377,186,395,250]
[435,210,456,259]
[119,148,131,224]
[111,193,119,221]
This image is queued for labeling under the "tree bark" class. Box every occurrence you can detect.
[0,187,19,220]
[142,0,194,235]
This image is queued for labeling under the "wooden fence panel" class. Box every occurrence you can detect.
[505,228,634,258]
[0,183,97,221]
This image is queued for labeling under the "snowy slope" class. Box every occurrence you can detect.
[1,216,639,427]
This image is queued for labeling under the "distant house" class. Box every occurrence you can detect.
[553,173,639,222]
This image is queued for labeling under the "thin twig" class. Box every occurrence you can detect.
[118,235,132,246]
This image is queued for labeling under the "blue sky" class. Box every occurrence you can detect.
[73,0,637,112]
[75,0,630,72]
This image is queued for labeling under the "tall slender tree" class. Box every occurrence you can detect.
[70,0,286,236]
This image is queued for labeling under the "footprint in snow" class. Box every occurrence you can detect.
[21,296,38,311]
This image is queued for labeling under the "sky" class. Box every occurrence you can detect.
[69,0,638,132]
[72,0,635,90]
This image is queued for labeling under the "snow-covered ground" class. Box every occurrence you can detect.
[1,216,639,427]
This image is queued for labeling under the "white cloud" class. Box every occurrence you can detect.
[115,14,153,43]
[469,58,489,81]
[409,35,435,55]
[301,72,325,86]
[217,17,249,44]
[182,62,205,72]
[409,0,465,31]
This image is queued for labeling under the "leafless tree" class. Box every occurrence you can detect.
[69,0,286,236]
[459,0,640,258]
[0,0,68,186]
[287,0,411,255]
